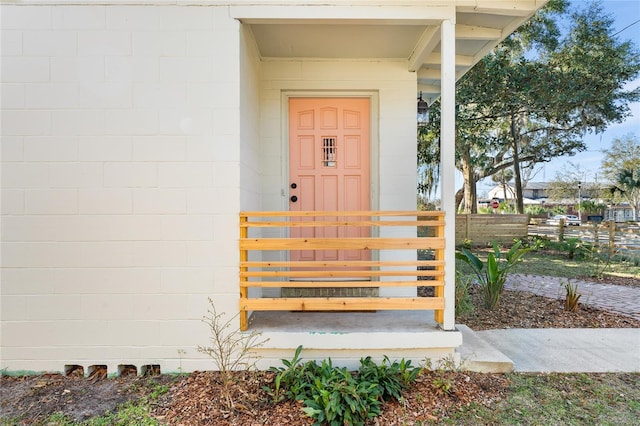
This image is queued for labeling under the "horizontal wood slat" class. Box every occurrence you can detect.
[240,280,444,288]
[240,297,444,311]
[239,210,447,330]
[242,220,445,228]
[241,270,443,278]
[241,260,444,268]
[241,237,444,250]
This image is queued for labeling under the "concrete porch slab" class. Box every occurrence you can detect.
[248,311,462,370]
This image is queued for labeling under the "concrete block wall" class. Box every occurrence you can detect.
[1,4,243,374]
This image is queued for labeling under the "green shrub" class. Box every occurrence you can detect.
[302,360,381,426]
[562,238,584,260]
[358,356,421,402]
[456,240,532,310]
[524,205,548,216]
[266,347,421,426]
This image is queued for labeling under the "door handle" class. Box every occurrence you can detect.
[290,195,298,202]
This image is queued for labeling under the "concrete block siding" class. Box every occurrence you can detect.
[1,3,242,374]
[1,2,450,373]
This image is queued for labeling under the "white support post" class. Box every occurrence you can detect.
[440,19,456,331]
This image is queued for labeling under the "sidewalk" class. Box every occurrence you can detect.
[475,328,640,372]
[459,275,640,373]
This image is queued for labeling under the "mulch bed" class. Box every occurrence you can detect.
[457,285,640,330]
[155,370,509,426]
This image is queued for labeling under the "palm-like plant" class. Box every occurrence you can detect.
[612,167,640,221]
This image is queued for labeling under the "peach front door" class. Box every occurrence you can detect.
[289,97,371,262]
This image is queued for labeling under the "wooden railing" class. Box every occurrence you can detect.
[239,211,446,330]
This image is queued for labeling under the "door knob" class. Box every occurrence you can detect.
[290,195,298,202]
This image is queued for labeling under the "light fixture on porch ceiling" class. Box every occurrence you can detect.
[417,91,429,126]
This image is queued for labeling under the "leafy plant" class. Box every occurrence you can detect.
[265,345,317,403]
[433,377,454,395]
[302,361,381,426]
[563,280,581,312]
[266,347,421,426]
[197,298,268,411]
[580,224,617,279]
[524,205,548,216]
[456,240,533,310]
[358,356,421,402]
[562,238,583,260]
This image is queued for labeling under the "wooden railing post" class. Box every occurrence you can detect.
[239,214,248,331]
[434,218,444,325]
[609,220,616,258]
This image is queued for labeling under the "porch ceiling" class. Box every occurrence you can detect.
[234,0,548,103]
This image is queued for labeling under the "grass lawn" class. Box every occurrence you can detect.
[444,372,640,425]
[514,250,640,279]
[456,245,640,281]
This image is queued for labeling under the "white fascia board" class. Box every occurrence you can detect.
[231,5,455,24]
[457,0,548,17]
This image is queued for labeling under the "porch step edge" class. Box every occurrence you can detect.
[261,330,462,351]
[456,324,514,373]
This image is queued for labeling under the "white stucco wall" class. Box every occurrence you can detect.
[0,4,242,374]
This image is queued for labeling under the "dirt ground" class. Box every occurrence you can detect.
[2,273,638,425]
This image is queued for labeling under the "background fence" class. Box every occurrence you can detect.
[528,221,640,261]
[455,214,530,246]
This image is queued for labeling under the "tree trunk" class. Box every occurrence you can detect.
[455,188,464,212]
[510,114,525,214]
[460,153,478,213]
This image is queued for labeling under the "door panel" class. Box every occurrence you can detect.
[289,97,370,263]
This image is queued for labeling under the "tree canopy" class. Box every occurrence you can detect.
[602,134,640,220]
[418,0,640,214]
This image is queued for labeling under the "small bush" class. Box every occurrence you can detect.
[563,280,581,312]
[456,240,532,310]
[197,298,268,411]
[266,347,422,426]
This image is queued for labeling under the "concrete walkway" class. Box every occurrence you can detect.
[475,328,640,372]
[459,275,640,373]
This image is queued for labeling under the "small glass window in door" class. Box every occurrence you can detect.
[322,137,337,167]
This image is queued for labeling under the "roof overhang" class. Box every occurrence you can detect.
[232,0,548,103]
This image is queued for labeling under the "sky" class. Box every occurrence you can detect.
[477,0,640,197]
